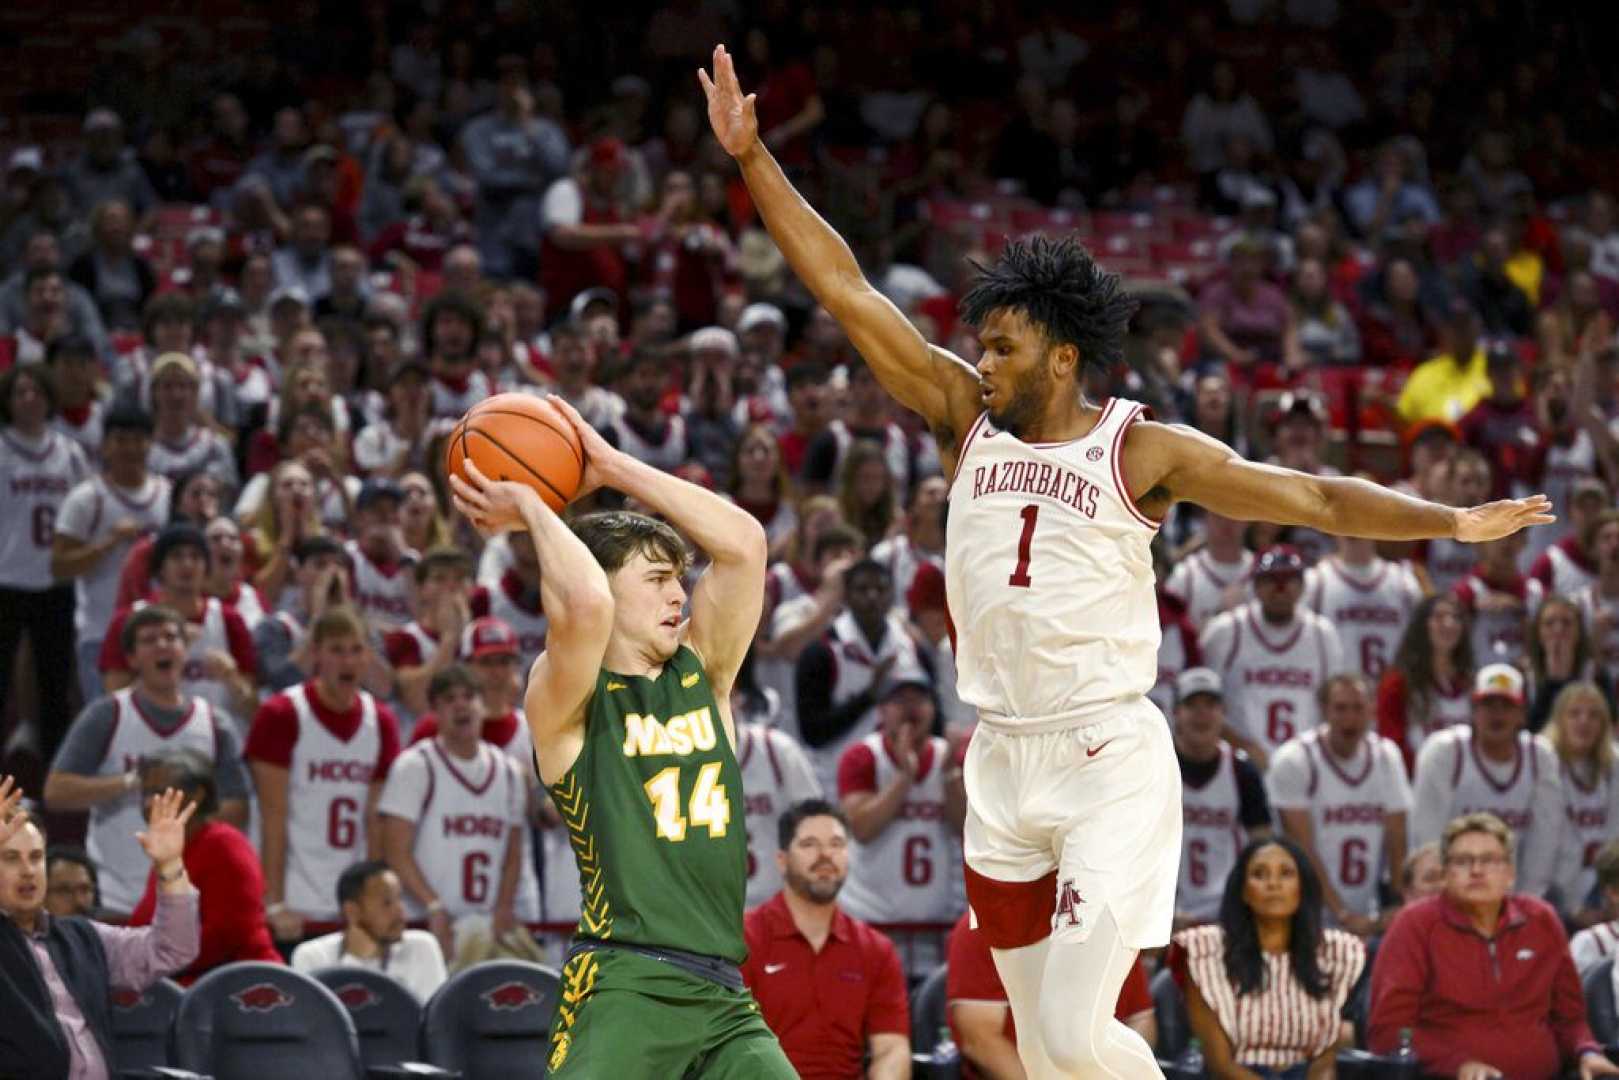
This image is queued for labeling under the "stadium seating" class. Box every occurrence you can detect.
[309,966,425,1071]
[110,977,185,1076]
[909,962,951,1055]
[1587,957,1618,1046]
[1150,966,1191,1062]
[168,962,366,1080]
[419,960,560,1076]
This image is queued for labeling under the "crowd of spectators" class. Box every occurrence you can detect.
[3,1,1619,1076]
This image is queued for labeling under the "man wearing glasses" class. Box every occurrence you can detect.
[1367,811,1619,1080]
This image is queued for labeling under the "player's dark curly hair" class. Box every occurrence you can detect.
[1218,836,1330,999]
[958,233,1137,378]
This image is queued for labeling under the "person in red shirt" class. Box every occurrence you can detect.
[1369,811,1619,1080]
[128,746,280,980]
[742,799,910,1080]
[946,910,1155,1078]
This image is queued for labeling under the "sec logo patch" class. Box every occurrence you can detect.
[1086,446,1104,462]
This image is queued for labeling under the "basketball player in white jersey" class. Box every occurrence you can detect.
[471,531,549,670]
[704,42,1549,1076]
[100,524,259,726]
[379,666,526,955]
[1163,511,1252,630]
[736,709,822,909]
[1201,546,1346,770]
[246,607,403,944]
[1410,664,1563,897]
[345,479,417,633]
[53,403,171,706]
[1170,668,1271,928]
[43,606,250,912]
[0,364,91,761]
[1304,533,1422,680]
[1266,674,1411,934]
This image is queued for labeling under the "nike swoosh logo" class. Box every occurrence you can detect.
[764,962,787,974]
[1086,740,1114,758]
[605,681,627,691]
[681,672,701,688]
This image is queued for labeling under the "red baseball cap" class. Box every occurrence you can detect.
[462,617,519,661]
[1253,545,1306,580]
[590,136,628,173]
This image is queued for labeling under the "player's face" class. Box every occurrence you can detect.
[1442,831,1513,908]
[132,620,187,689]
[0,821,47,920]
[314,633,368,694]
[1254,574,1301,621]
[1241,843,1302,922]
[45,859,96,917]
[879,687,934,748]
[473,654,519,697]
[1323,683,1370,745]
[159,544,207,593]
[205,519,243,574]
[975,309,1059,438]
[152,373,199,420]
[352,870,407,946]
[845,569,892,625]
[610,552,686,660]
[1173,694,1224,754]
[1559,694,1609,758]
[1471,696,1523,744]
[779,815,849,903]
[433,684,484,739]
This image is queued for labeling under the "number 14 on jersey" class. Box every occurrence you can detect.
[644,762,732,842]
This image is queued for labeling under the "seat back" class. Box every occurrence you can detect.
[170,961,364,1080]
[909,963,951,1054]
[110,978,184,1072]
[1587,957,1618,1044]
[309,966,424,1068]
[1151,967,1191,1061]
[420,960,560,1075]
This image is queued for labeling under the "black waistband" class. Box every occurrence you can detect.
[566,937,745,992]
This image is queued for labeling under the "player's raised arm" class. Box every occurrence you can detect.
[451,460,613,779]
[1128,421,1553,542]
[548,395,765,706]
[699,45,981,454]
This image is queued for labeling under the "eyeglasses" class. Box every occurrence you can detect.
[1444,854,1509,871]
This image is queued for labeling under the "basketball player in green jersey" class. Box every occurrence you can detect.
[449,394,797,1078]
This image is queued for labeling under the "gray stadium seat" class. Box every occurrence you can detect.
[110,977,184,1075]
[309,967,424,1070]
[1587,957,1618,1045]
[909,963,951,1054]
[169,962,364,1080]
[420,960,560,1076]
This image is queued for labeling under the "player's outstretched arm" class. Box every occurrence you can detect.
[699,45,981,456]
[548,395,765,702]
[451,460,613,779]
[1130,421,1553,542]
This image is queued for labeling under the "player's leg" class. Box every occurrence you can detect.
[545,950,702,1077]
[1037,905,1160,1078]
[987,935,1065,1079]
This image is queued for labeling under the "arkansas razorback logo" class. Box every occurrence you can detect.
[483,981,542,1011]
[232,983,295,1013]
[334,983,380,1010]
[111,989,147,1010]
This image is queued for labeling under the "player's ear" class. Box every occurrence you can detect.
[1048,341,1079,380]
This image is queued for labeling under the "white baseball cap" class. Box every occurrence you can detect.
[1175,667,1222,704]
[1472,663,1524,705]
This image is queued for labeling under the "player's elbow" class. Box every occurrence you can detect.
[729,515,769,571]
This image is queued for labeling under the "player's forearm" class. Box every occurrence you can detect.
[960,1034,1027,1080]
[600,452,767,568]
[50,536,117,579]
[496,832,522,911]
[864,1039,910,1080]
[1307,475,1460,542]
[380,818,440,907]
[734,139,870,313]
[43,770,133,810]
[843,774,913,843]
[515,495,613,626]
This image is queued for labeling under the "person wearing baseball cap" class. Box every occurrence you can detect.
[1408,661,1563,900]
[1172,667,1273,927]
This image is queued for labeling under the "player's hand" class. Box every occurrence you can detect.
[1453,495,1554,543]
[1581,1050,1619,1078]
[544,393,619,495]
[450,459,544,534]
[1457,1061,1503,1080]
[817,553,857,605]
[0,775,25,847]
[698,45,759,159]
[267,906,305,943]
[137,787,196,866]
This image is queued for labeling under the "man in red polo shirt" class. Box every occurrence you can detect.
[742,799,910,1079]
[946,909,1156,1078]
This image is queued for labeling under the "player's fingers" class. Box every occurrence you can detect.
[697,67,713,96]
[463,458,493,488]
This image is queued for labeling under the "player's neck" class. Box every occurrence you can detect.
[137,680,185,710]
[1324,730,1362,761]
[1022,393,1095,445]
[602,638,664,680]
[438,732,480,760]
[314,678,359,712]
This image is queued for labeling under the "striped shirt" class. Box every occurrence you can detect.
[1175,923,1365,1068]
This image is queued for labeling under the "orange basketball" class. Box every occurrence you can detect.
[444,393,584,513]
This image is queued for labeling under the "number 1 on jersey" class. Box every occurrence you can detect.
[1009,504,1039,587]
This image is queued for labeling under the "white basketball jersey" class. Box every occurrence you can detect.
[1178,745,1246,922]
[737,722,823,909]
[430,371,492,418]
[946,399,1160,724]
[145,428,230,485]
[1456,573,1543,665]
[1422,538,1475,596]
[605,412,688,472]
[1403,677,1474,766]
[0,429,89,589]
[1441,727,1544,835]
[224,583,267,630]
[1304,557,1421,680]
[1576,585,1619,673]
[1541,542,1598,599]
[808,610,928,795]
[1560,759,1619,908]
[132,597,238,721]
[1206,602,1341,761]
[1165,549,1254,631]
[283,683,383,919]
[404,740,525,920]
[838,733,964,924]
[345,540,415,632]
[827,418,911,491]
[1272,730,1411,917]
[65,475,171,642]
[52,398,107,457]
[88,690,220,912]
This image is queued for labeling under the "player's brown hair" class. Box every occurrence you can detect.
[0,364,57,424]
[310,606,369,647]
[571,511,690,577]
[1316,672,1370,713]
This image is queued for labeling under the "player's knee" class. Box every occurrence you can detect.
[1039,1005,1107,1074]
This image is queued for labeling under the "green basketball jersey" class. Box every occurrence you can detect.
[545,645,748,963]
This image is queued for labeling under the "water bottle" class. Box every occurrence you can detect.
[1393,1026,1418,1063]
[932,1024,961,1065]
[1177,1036,1206,1074]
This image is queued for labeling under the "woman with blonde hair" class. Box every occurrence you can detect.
[243,460,325,606]
[1544,681,1619,925]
